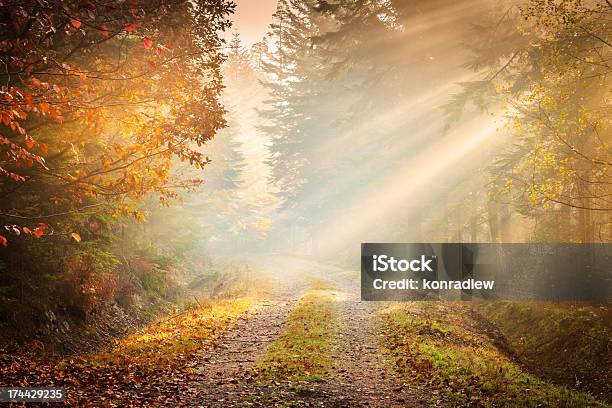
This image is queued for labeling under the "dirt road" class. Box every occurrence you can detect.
[181,256,427,407]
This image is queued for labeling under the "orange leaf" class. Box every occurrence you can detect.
[22,227,31,235]
[70,232,81,243]
[70,19,82,29]
[40,102,49,113]
[100,25,110,38]
[33,223,47,238]
[25,136,34,149]
[23,91,33,106]
[124,21,142,33]
[149,60,157,71]
[156,46,163,57]
[0,235,6,247]
[143,37,153,49]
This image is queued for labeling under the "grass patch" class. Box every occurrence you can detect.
[381,303,608,407]
[256,288,338,382]
[89,297,254,369]
[476,301,611,402]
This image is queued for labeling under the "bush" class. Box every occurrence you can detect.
[59,247,120,320]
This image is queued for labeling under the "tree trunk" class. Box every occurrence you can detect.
[487,199,500,243]
[499,202,512,243]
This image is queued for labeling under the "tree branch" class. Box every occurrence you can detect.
[0,203,105,220]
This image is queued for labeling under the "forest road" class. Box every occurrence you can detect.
[182,255,428,407]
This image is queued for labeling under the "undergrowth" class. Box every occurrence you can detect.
[381,302,608,408]
[476,301,611,402]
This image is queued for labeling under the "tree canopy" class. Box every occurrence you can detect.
[0,0,235,246]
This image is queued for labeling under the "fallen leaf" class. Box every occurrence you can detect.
[33,223,47,238]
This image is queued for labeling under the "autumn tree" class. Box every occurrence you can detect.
[445,0,612,242]
[0,0,235,246]
[0,0,235,336]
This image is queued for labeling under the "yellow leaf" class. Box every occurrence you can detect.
[70,232,81,242]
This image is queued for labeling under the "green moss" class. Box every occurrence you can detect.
[476,302,611,401]
[382,305,608,408]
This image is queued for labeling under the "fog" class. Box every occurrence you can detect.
[154,0,609,267]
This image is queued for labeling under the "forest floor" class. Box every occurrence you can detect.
[1,256,609,407]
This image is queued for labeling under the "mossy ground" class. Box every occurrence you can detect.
[381,302,609,407]
[476,301,611,402]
